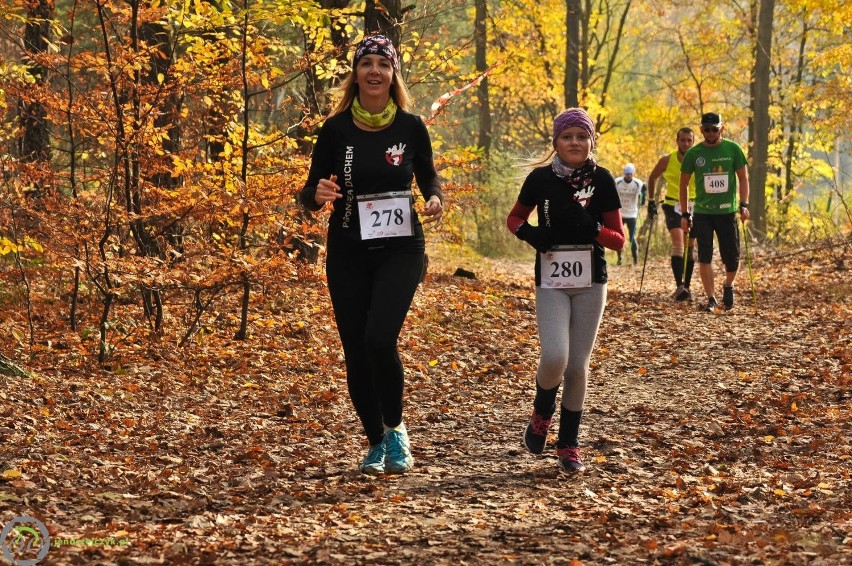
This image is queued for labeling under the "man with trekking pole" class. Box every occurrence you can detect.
[646,127,697,301]
[679,113,750,312]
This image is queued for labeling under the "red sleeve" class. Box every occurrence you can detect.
[507,201,535,235]
[596,209,625,251]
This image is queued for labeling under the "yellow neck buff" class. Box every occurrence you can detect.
[352,97,397,128]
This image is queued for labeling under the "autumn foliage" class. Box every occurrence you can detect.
[1,1,851,563]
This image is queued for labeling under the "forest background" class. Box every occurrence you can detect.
[0,1,851,564]
[0,0,850,359]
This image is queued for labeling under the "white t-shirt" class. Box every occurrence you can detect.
[614,176,646,219]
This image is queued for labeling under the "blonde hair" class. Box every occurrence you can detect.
[329,68,412,117]
[524,148,558,170]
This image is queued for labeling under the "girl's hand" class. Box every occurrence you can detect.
[314,174,342,205]
[422,195,443,224]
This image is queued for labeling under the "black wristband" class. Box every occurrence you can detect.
[682,212,691,221]
[739,201,749,209]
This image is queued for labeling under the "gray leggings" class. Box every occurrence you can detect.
[535,283,607,412]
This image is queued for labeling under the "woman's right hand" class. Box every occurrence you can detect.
[314,174,342,206]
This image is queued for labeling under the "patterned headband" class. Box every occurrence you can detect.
[353,34,399,71]
[552,108,596,146]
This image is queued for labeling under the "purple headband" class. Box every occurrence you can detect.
[353,35,399,71]
[552,108,596,146]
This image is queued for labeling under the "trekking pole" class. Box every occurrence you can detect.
[636,210,656,302]
[682,235,693,285]
[742,219,758,311]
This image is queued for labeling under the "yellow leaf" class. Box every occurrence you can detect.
[2,469,22,480]
[774,489,786,496]
[790,401,798,412]
[763,435,775,443]
[428,360,438,367]
[242,381,259,388]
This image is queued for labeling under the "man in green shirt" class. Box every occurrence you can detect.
[679,113,750,312]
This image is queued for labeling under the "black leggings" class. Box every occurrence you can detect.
[326,248,424,446]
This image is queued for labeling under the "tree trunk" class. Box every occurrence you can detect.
[364,0,403,46]
[474,0,491,155]
[781,19,808,220]
[19,0,54,196]
[236,6,252,340]
[564,0,581,108]
[140,18,182,192]
[749,0,774,238]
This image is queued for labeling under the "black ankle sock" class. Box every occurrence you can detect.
[533,383,559,418]
[556,407,583,448]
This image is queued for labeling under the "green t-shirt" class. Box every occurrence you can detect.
[680,140,747,215]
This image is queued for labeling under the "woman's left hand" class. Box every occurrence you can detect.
[422,195,443,224]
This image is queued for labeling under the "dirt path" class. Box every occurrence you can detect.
[1,245,849,564]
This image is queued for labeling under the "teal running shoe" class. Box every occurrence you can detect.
[360,442,385,475]
[383,424,414,474]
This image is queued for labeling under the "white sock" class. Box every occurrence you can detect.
[383,421,406,433]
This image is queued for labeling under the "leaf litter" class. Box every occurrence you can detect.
[1,243,850,564]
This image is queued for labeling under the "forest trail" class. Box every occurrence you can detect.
[1,242,850,565]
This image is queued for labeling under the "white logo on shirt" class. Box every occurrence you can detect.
[385,143,406,166]
[574,186,595,208]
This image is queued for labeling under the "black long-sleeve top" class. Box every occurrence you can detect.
[299,109,443,253]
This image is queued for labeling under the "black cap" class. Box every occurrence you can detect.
[701,112,723,127]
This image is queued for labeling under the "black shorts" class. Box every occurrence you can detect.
[662,203,682,230]
[692,213,740,271]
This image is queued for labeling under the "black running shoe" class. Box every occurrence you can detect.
[557,446,586,473]
[523,411,552,455]
[723,286,734,310]
[674,285,692,302]
[704,297,718,312]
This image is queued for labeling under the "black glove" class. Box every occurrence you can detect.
[515,222,553,253]
[559,199,601,239]
[647,200,657,217]
[681,211,692,231]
